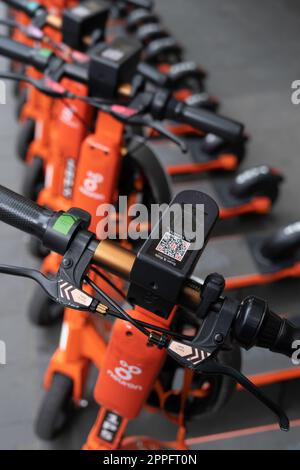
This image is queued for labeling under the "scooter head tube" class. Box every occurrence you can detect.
[128,190,219,317]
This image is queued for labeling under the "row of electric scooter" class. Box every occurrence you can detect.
[0,0,299,450]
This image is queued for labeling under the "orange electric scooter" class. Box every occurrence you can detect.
[0,33,236,205]
[10,37,241,326]
[2,0,111,163]
[6,0,226,181]
[0,186,297,449]
[7,0,213,163]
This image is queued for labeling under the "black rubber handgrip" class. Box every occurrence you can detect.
[2,0,42,17]
[126,0,154,10]
[0,37,52,71]
[234,296,300,358]
[0,185,53,239]
[257,312,300,358]
[166,99,244,143]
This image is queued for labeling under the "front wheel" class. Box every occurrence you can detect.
[16,118,35,162]
[35,373,74,441]
[28,284,64,326]
[120,140,172,206]
[22,156,45,201]
[28,236,50,259]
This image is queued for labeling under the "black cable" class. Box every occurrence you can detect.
[85,275,150,336]
[90,266,129,303]
[85,275,194,342]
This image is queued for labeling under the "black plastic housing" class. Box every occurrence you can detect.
[62,0,110,51]
[88,37,142,98]
[128,190,219,317]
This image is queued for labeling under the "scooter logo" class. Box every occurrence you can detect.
[107,360,143,391]
[60,106,79,129]
[79,171,104,200]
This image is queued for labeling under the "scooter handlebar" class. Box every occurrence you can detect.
[0,185,53,239]
[126,0,153,9]
[2,0,42,17]
[0,185,299,362]
[166,99,244,143]
[0,36,53,71]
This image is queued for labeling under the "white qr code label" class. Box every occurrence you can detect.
[156,232,190,262]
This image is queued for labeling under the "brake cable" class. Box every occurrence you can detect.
[89,266,129,303]
[84,275,194,342]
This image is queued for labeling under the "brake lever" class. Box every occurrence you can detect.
[0,70,73,100]
[0,265,100,313]
[164,272,289,431]
[149,120,188,153]
[167,343,289,432]
[167,334,290,433]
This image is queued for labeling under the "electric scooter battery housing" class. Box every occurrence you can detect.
[62,0,110,51]
[88,37,142,98]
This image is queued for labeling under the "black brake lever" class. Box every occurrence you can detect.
[202,358,289,431]
[102,103,188,152]
[0,264,99,312]
[0,71,73,99]
[165,272,290,432]
[149,120,188,153]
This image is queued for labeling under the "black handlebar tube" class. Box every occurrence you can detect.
[166,98,244,143]
[1,0,43,17]
[0,36,53,71]
[0,185,53,239]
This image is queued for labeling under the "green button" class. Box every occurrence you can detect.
[39,48,52,58]
[28,2,39,11]
[53,214,79,236]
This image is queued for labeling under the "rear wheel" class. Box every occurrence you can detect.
[201,134,247,166]
[230,166,283,204]
[260,222,300,261]
[35,374,74,441]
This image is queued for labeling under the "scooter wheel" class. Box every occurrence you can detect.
[28,236,50,259]
[22,156,45,202]
[28,285,64,326]
[16,118,35,162]
[35,373,74,441]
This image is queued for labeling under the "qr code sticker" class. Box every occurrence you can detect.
[156,232,190,262]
